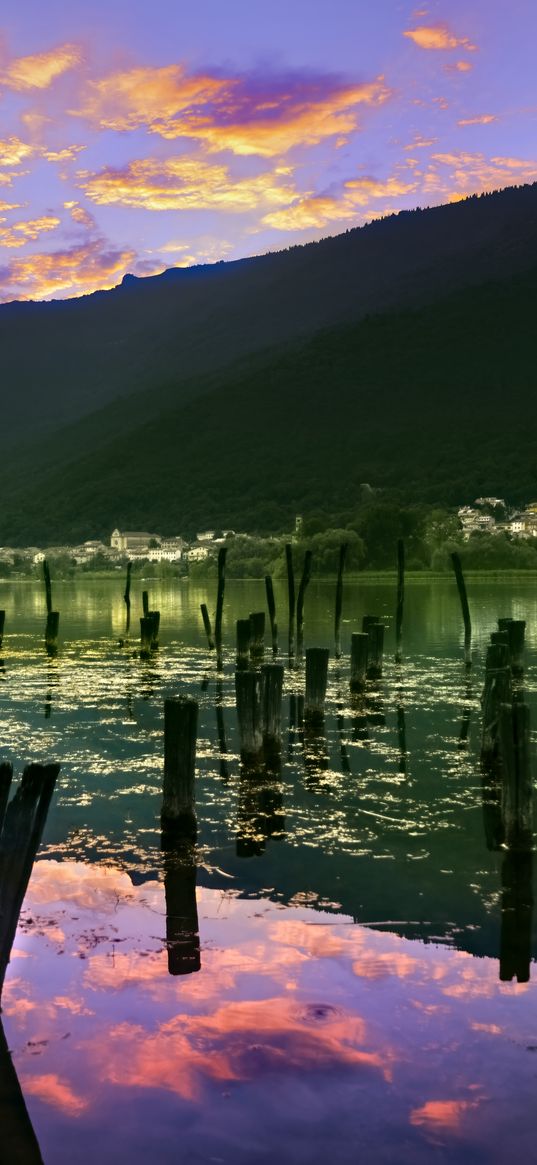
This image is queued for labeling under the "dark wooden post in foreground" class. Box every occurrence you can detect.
[334,543,348,660]
[235,670,263,764]
[499,701,532,851]
[148,610,160,649]
[450,552,472,667]
[236,619,251,669]
[350,632,369,692]
[142,590,149,617]
[249,612,265,664]
[43,560,60,654]
[365,622,385,680]
[296,550,313,656]
[285,544,295,659]
[140,616,153,658]
[0,611,5,652]
[0,763,60,993]
[395,539,405,664]
[305,648,329,723]
[124,561,132,633]
[215,547,227,670]
[261,664,284,756]
[498,618,526,676]
[200,603,215,651]
[162,698,198,836]
[265,575,278,655]
[481,642,511,764]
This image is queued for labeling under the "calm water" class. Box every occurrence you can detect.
[1,576,537,1163]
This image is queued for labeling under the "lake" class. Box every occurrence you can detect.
[0,575,536,1163]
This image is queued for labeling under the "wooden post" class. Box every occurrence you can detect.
[235,670,263,764]
[362,615,380,633]
[296,550,313,655]
[215,677,230,781]
[366,623,385,680]
[214,547,227,670]
[236,619,251,669]
[142,590,149,618]
[45,611,60,655]
[0,763,59,994]
[249,611,265,664]
[124,561,132,633]
[43,559,52,615]
[334,543,348,660]
[481,666,511,763]
[350,632,369,692]
[395,539,405,664]
[261,664,284,755]
[162,697,198,835]
[450,551,472,667]
[285,544,295,658]
[140,616,153,658]
[498,618,526,675]
[148,611,160,649]
[200,603,215,651]
[265,575,278,655]
[0,611,4,651]
[0,763,13,837]
[305,647,329,723]
[499,701,532,851]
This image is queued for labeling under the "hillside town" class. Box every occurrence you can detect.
[0,499,537,573]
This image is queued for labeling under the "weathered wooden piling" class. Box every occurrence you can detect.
[161,834,200,976]
[200,603,215,651]
[450,551,472,667]
[0,763,59,993]
[500,851,533,983]
[0,611,4,651]
[45,611,60,655]
[215,547,227,669]
[215,678,230,781]
[265,574,278,655]
[235,670,263,764]
[397,703,407,776]
[334,543,348,660]
[350,632,369,692]
[142,590,149,618]
[366,623,385,680]
[285,543,296,658]
[249,611,265,663]
[304,647,329,723]
[498,700,533,850]
[395,539,405,663]
[124,561,132,633]
[140,616,153,658]
[43,560,52,615]
[0,764,12,836]
[481,660,512,763]
[261,663,284,754]
[498,618,526,675]
[296,550,313,655]
[162,697,198,836]
[236,618,251,669]
[148,610,160,649]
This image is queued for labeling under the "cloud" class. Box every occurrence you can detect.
[429,151,537,194]
[404,24,476,52]
[457,115,498,127]
[445,61,473,74]
[0,236,136,302]
[262,175,416,231]
[78,155,296,212]
[72,65,391,157]
[0,137,34,168]
[0,214,60,249]
[0,43,82,90]
[22,1073,88,1116]
[410,1098,481,1133]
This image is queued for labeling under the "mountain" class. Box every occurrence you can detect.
[1,256,537,544]
[3,182,537,449]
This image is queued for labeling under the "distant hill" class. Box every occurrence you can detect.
[1,259,536,545]
[3,182,537,449]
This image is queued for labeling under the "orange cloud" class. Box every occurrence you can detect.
[0,137,34,168]
[445,60,473,73]
[0,214,60,249]
[42,144,86,162]
[404,24,476,51]
[429,151,537,194]
[457,115,498,126]
[0,44,82,90]
[78,156,296,212]
[262,174,416,230]
[0,237,136,302]
[22,1073,88,1116]
[73,65,391,156]
[410,1097,480,1133]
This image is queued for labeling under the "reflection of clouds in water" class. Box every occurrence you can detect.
[410,1096,482,1134]
[21,1072,88,1117]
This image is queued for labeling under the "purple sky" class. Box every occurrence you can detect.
[0,0,535,301]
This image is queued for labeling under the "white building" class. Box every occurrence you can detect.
[110,529,158,552]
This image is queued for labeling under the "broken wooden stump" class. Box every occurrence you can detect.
[44,611,60,656]
[200,603,215,652]
[235,670,263,765]
[334,543,348,660]
[285,543,296,659]
[236,619,251,670]
[498,618,526,676]
[365,622,385,680]
[498,700,533,851]
[148,610,160,649]
[261,663,284,757]
[296,550,313,656]
[304,647,329,724]
[249,611,265,664]
[142,590,149,618]
[265,574,278,656]
[162,697,198,837]
[350,632,369,692]
[140,616,154,658]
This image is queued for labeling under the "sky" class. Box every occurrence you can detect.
[0,0,535,302]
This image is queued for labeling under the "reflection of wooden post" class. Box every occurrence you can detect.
[236,771,285,857]
[124,561,132,634]
[235,670,263,764]
[265,575,278,656]
[0,764,12,836]
[305,648,329,724]
[450,552,472,667]
[200,603,215,651]
[162,698,198,836]
[350,632,368,692]
[0,764,60,993]
[334,543,348,660]
[500,851,533,983]
[236,619,251,669]
[261,664,284,755]
[161,834,200,976]
[285,544,295,659]
[0,1020,44,1164]
[249,612,265,664]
